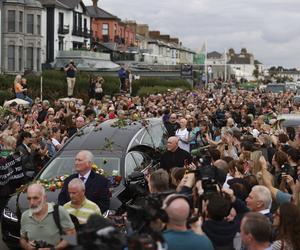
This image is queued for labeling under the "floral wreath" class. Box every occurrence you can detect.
[16,163,110,193]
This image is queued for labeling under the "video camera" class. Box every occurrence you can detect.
[126,191,172,232]
[186,151,220,197]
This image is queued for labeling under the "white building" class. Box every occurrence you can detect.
[40,0,91,64]
[227,48,263,81]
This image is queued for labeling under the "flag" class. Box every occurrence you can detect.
[194,43,206,65]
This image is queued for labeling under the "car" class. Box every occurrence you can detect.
[285,82,298,92]
[265,83,286,93]
[1,118,167,249]
[293,96,300,106]
[277,114,300,129]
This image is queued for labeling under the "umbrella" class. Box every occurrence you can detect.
[3,98,30,107]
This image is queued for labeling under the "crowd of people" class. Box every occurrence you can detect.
[1,84,300,249]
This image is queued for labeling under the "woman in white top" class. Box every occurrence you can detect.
[175,118,190,153]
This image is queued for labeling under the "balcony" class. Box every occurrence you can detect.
[72,28,92,38]
[58,25,69,35]
[72,28,83,37]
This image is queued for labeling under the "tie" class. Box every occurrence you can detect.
[80,176,85,182]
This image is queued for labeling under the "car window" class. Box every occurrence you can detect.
[125,151,151,177]
[141,124,167,150]
[39,156,120,180]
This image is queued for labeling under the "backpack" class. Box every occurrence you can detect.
[53,204,81,234]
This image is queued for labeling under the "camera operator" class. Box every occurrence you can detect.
[162,193,213,250]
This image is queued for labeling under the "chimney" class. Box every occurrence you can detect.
[92,0,98,7]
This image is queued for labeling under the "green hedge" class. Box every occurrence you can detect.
[137,86,189,97]
[0,71,191,104]
[132,77,191,96]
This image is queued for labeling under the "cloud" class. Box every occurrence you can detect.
[83,0,300,68]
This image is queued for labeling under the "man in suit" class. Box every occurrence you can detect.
[58,150,110,213]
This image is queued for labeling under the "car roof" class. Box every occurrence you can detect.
[62,118,162,153]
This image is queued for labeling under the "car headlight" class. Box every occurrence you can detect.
[2,208,18,222]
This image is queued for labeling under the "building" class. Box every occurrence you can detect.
[227,48,263,81]
[206,51,227,80]
[40,0,91,64]
[86,0,135,48]
[0,0,44,74]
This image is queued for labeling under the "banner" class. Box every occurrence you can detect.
[0,153,24,186]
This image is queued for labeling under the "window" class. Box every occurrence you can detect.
[73,13,77,31]
[27,14,34,33]
[26,47,33,70]
[125,151,151,177]
[59,12,64,29]
[37,15,41,35]
[78,14,82,30]
[58,36,64,51]
[19,11,23,33]
[102,23,109,35]
[8,10,15,32]
[84,18,87,31]
[8,46,15,71]
[19,47,23,71]
[37,48,41,71]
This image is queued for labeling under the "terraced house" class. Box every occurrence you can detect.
[0,0,44,74]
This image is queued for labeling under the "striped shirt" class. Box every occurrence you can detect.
[63,198,101,224]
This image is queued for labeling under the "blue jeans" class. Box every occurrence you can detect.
[16,93,33,105]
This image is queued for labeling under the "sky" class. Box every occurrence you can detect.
[83,0,300,69]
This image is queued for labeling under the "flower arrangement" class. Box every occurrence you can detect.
[16,163,107,193]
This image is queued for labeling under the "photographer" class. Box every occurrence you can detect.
[20,183,75,250]
[64,60,77,98]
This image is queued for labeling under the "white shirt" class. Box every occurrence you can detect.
[78,170,91,184]
[175,128,190,153]
[51,138,61,147]
[259,208,270,215]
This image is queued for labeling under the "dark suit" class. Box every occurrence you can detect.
[58,171,110,213]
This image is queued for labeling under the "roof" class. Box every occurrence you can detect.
[254,59,262,65]
[86,6,119,19]
[1,0,42,7]
[40,0,83,9]
[227,56,251,64]
[207,51,223,59]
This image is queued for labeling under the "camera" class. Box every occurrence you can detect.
[34,240,54,249]
[126,192,171,232]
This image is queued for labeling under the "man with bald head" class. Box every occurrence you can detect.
[20,183,75,250]
[58,150,110,213]
[160,136,192,172]
[163,194,213,250]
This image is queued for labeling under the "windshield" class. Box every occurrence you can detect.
[39,156,120,180]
